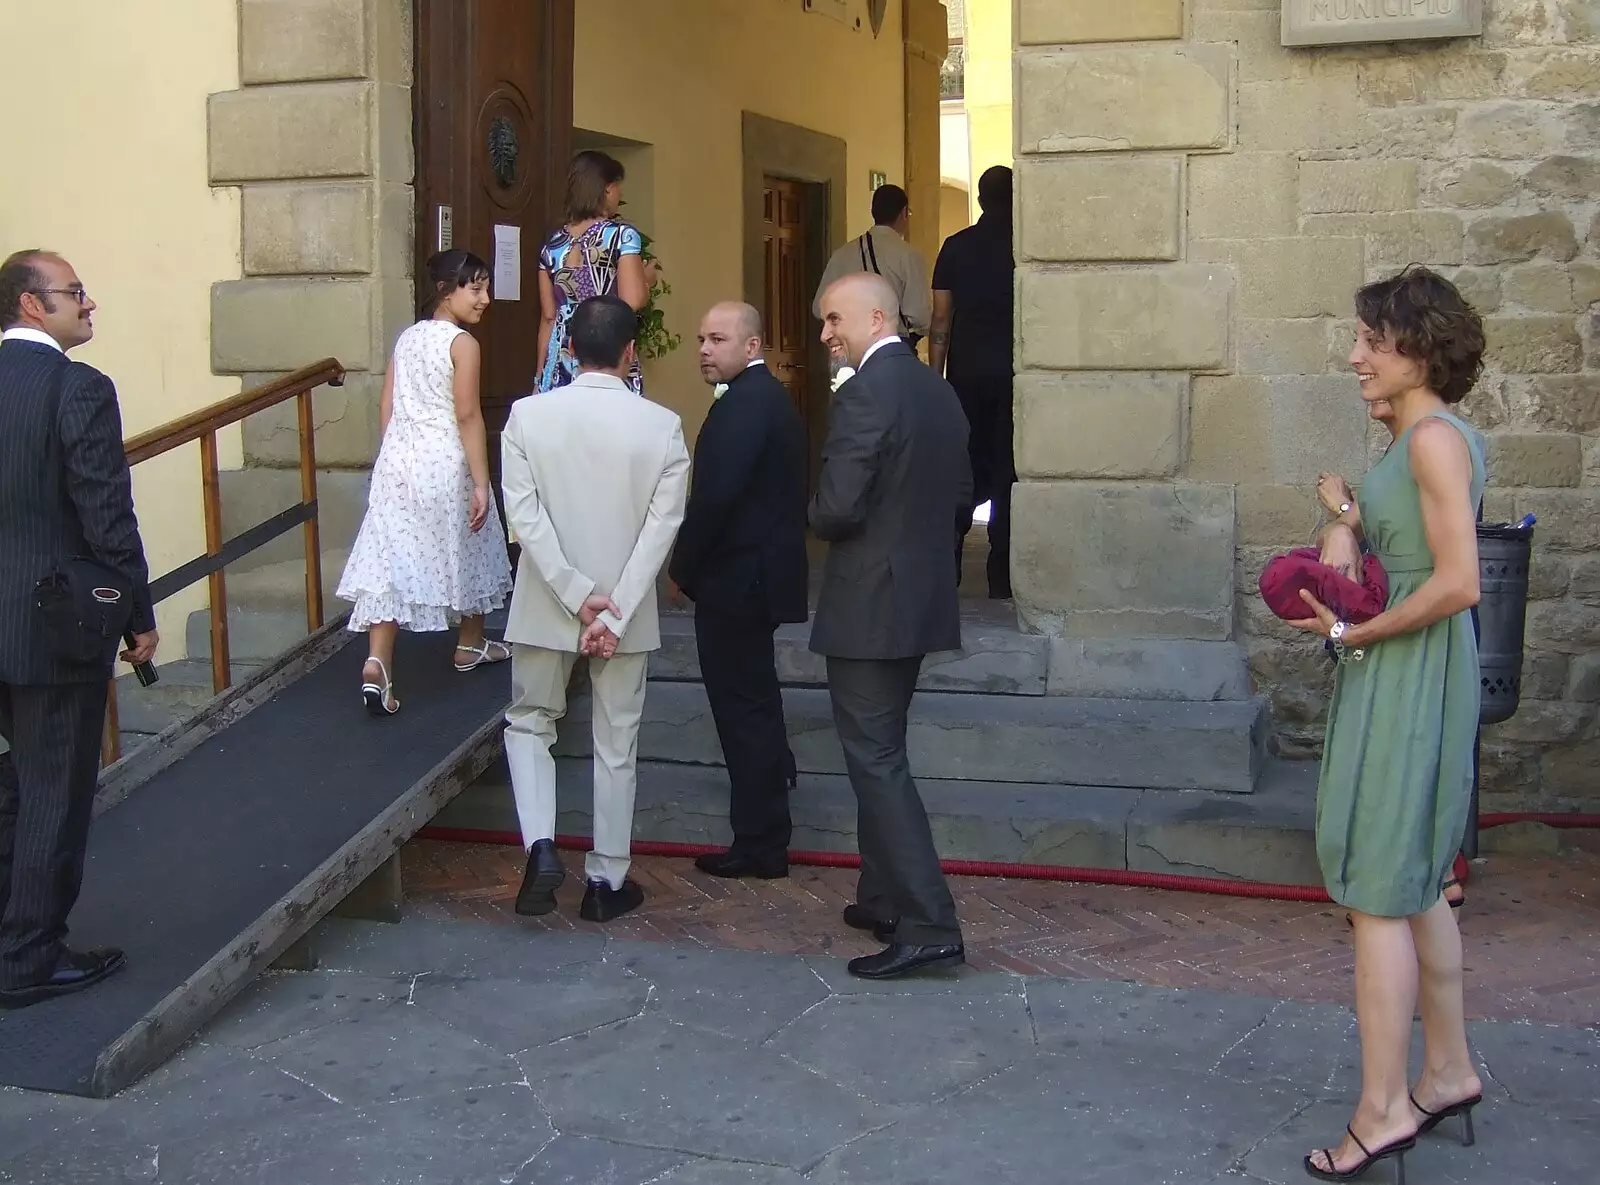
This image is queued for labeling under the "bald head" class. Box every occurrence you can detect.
[818,272,901,370]
[697,300,766,385]
[714,301,762,342]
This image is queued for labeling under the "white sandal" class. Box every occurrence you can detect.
[361,657,400,716]
[453,639,511,672]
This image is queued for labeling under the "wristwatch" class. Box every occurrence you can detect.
[1338,501,1352,515]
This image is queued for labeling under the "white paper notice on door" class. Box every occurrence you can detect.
[492,224,522,301]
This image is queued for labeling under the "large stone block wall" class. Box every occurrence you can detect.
[1014,0,1599,810]
[209,0,413,470]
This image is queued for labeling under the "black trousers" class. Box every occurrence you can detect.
[825,656,961,946]
[952,374,1016,599]
[695,604,794,860]
[0,679,108,988]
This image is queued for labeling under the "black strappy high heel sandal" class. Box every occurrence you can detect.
[1304,1127,1416,1183]
[1412,1091,1481,1146]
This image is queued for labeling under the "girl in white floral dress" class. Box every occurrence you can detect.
[336,250,513,715]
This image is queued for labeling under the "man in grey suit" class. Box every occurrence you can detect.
[811,272,971,980]
[0,250,157,1008]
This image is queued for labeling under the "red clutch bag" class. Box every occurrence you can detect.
[1258,548,1389,624]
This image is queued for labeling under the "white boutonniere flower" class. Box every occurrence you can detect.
[713,383,729,401]
[830,366,856,393]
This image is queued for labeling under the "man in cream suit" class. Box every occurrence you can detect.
[500,295,689,923]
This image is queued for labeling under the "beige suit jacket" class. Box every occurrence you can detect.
[500,371,690,653]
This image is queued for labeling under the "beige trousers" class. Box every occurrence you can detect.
[503,645,649,890]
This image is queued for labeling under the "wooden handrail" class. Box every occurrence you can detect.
[102,358,346,766]
[124,358,346,465]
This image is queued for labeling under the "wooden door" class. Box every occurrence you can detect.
[415,0,574,472]
[761,177,811,444]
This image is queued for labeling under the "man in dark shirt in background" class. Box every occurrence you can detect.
[929,165,1015,600]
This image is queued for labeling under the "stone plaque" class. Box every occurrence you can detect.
[1282,0,1483,47]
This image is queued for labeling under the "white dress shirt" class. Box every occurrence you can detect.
[0,327,64,353]
[859,335,902,368]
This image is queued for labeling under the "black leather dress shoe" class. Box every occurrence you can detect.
[0,947,127,1009]
[694,850,788,879]
[841,903,897,943]
[514,838,566,916]
[847,943,965,980]
[579,877,645,923]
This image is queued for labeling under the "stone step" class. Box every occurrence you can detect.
[434,757,1321,885]
[552,681,1266,793]
[218,467,369,574]
[188,551,349,661]
[652,611,1251,701]
[111,658,266,737]
[650,607,1051,695]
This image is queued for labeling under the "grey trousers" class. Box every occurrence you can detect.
[825,656,961,947]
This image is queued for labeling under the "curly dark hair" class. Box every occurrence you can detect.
[1354,265,1485,405]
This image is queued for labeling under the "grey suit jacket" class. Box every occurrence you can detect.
[0,338,155,685]
[808,341,971,660]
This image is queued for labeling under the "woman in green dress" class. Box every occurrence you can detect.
[1291,267,1487,1182]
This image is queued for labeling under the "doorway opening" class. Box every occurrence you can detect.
[938,0,1015,592]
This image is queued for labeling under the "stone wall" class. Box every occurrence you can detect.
[1013,0,1599,811]
[209,0,414,471]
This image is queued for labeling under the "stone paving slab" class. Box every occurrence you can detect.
[1,916,1594,1184]
[402,841,1600,1028]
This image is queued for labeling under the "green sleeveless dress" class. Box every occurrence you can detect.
[1316,410,1487,918]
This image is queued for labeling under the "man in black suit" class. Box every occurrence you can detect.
[669,302,808,879]
[811,272,970,980]
[0,250,157,1008]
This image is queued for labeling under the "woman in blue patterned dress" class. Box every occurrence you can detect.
[535,150,652,393]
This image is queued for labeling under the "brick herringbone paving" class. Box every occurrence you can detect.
[400,835,1600,1027]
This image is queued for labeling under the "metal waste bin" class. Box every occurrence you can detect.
[1476,521,1534,725]
[1465,517,1536,857]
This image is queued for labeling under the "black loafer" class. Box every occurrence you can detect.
[0,947,127,1009]
[579,877,645,923]
[846,943,965,981]
[841,903,897,943]
[694,850,788,879]
[514,838,566,916]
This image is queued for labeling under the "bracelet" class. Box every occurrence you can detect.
[1329,620,1366,664]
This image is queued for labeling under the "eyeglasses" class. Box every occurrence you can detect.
[31,288,89,305]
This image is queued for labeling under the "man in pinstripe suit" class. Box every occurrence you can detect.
[0,250,157,1008]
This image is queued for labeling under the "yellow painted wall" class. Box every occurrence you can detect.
[939,182,972,249]
[962,0,1012,208]
[0,2,242,657]
[573,0,907,444]
[939,99,973,245]
[940,100,971,188]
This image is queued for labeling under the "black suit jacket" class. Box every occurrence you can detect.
[668,363,809,624]
[0,339,155,685]
[808,341,971,660]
